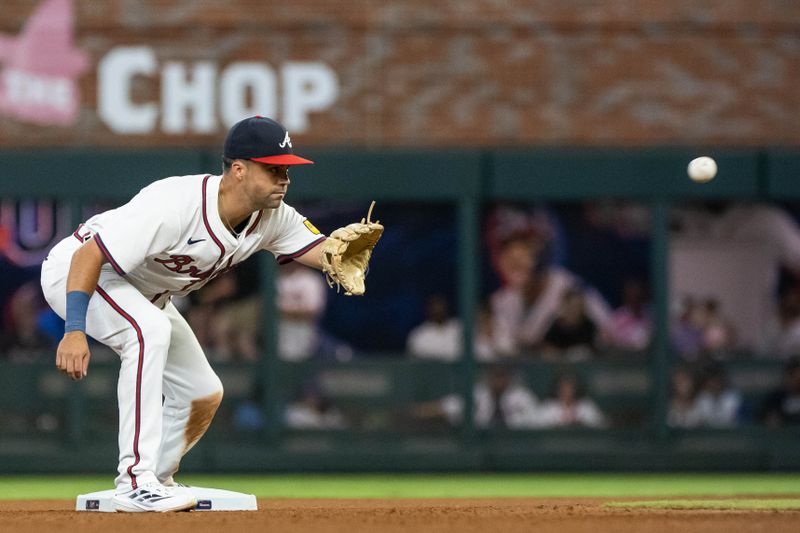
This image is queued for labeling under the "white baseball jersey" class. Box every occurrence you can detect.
[74,173,325,307]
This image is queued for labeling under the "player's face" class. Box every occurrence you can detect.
[246,162,290,209]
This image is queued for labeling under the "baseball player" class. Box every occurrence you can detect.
[40,116,382,512]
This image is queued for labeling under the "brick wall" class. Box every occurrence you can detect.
[1,0,798,147]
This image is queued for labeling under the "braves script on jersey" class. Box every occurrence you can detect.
[73,173,324,307]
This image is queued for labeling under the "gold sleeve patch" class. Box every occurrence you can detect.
[303,219,321,235]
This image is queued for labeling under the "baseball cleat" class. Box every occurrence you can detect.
[161,479,194,498]
[111,482,197,512]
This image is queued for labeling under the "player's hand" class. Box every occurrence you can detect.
[56,331,91,381]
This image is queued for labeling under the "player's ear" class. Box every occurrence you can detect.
[231,159,247,180]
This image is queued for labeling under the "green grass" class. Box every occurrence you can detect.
[606,499,800,510]
[0,474,798,500]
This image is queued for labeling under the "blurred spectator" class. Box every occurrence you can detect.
[0,224,8,256]
[701,299,737,355]
[234,381,349,432]
[764,284,800,358]
[278,261,353,362]
[407,294,461,361]
[759,357,800,427]
[671,296,704,359]
[489,234,612,357]
[216,283,261,362]
[36,307,65,347]
[671,202,800,354]
[232,384,265,432]
[186,263,259,362]
[671,296,736,361]
[692,363,743,427]
[412,365,540,429]
[485,204,563,275]
[603,279,651,352]
[489,233,537,355]
[667,367,701,428]
[537,373,606,428]
[406,297,498,362]
[0,281,53,361]
[540,288,598,361]
[277,261,327,361]
[474,301,496,361]
[285,382,347,430]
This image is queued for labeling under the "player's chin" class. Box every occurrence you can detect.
[263,195,284,209]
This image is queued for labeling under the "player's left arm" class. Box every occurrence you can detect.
[271,203,383,295]
[292,239,325,271]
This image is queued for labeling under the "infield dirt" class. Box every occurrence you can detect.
[1,497,798,532]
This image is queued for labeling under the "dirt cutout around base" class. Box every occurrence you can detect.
[1,497,799,533]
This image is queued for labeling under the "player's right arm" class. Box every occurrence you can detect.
[56,238,107,381]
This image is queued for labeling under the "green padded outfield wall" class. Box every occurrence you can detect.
[1,147,799,473]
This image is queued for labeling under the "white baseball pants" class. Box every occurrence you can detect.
[41,236,224,490]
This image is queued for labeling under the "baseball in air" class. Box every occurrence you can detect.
[687,156,717,183]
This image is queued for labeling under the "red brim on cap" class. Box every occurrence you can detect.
[251,154,314,165]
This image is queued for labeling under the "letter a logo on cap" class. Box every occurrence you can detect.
[279,131,292,149]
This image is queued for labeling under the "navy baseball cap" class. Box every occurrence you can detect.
[223,116,313,166]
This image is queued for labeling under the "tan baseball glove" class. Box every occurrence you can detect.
[321,201,384,296]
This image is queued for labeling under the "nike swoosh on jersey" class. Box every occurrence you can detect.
[187,237,206,245]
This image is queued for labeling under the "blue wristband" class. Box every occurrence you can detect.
[65,291,91,333]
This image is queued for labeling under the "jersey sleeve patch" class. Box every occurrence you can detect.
[303,219,321,235]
